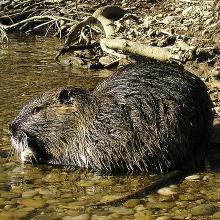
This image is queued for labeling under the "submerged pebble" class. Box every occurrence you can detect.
[185,175,201,180]
[18,198,47,208]
[134,210,154,220]
[191,204,218,216]
[0,207,35,219]
[22,190,39,198]
[62,214,91,220]
[0,191,21,199]
[155,216,171,220]
[31,214,61,220]
[212,212,220,219]
[173,209,190,219]
[124,199,141,208]
[147,201,175,209]
[109,207,134,215]
[157,187,177,196]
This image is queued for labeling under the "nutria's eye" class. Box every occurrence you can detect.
[59,89,72,104]
[32,106,43,114]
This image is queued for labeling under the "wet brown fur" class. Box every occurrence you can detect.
[9,60,213,174]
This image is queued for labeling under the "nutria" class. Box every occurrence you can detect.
[9,60,213,174]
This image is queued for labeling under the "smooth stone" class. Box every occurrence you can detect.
[38,189,56,195]
[179,194,200,201]
[212,67,220,78]
[62,214,91,220]
[15,207,34,215]
[161,16,175,24]
[107,213,121,219]
[109,207,134,215]
[182,6,193,16]
[191,204,218,216]
[31,214,61,220]
[4,205,14,210]
[144,15,154,28]
[212,212,220,219]
[47,199,59,205]
[174,210,189,219]
[60,201,87,210]
[22,190,39,198]
[3,200,17,205]
[19,198,47,208]
[91,215,107,220]
[159,195,175,202]
[147,196,158,203]
[77,180,95,187]
[100,195,121,203]
[123,199,141,208]
[58,198,75,203]
[185,175,201,180]
[0,191,21,199]
[99,56,115,66]
[135,210,154,220]
[10,186,24,193]
[206,192,220,201]
[0,197,5,203]
[134,204,146,211]
[195,199,205,205]
[42,173,62,182]
[157,187,177,196]
[147,201,175,209]
[135,216,155,220]
[98,179,114,186]
[156,217,171,220]
[61,193,74,199]
[6,207,35,219]
[64,210,79,216]
[0,211,14,220]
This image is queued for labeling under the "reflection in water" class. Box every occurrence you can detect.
[0,34,220,219]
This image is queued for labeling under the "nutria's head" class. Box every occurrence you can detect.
[9,87,94,166]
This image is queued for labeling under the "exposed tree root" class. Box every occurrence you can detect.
[56,5,172,64]
[100,38,172,61]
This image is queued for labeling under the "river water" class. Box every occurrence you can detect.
[0,34,220,220]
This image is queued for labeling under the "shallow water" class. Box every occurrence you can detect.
[0,34,220,220]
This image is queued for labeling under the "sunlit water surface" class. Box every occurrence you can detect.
[0,34,220,220]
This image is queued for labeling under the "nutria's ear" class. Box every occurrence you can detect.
[58,89,72,104]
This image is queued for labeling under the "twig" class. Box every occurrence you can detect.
[0,26,8,43]
[45,22,56,37]
[55,20,62,39]
[3,15,73,30]
[33,19,55,30]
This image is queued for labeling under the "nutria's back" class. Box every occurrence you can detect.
[9,60,213,174]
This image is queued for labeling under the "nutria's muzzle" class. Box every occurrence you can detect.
[9,122,51,164]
